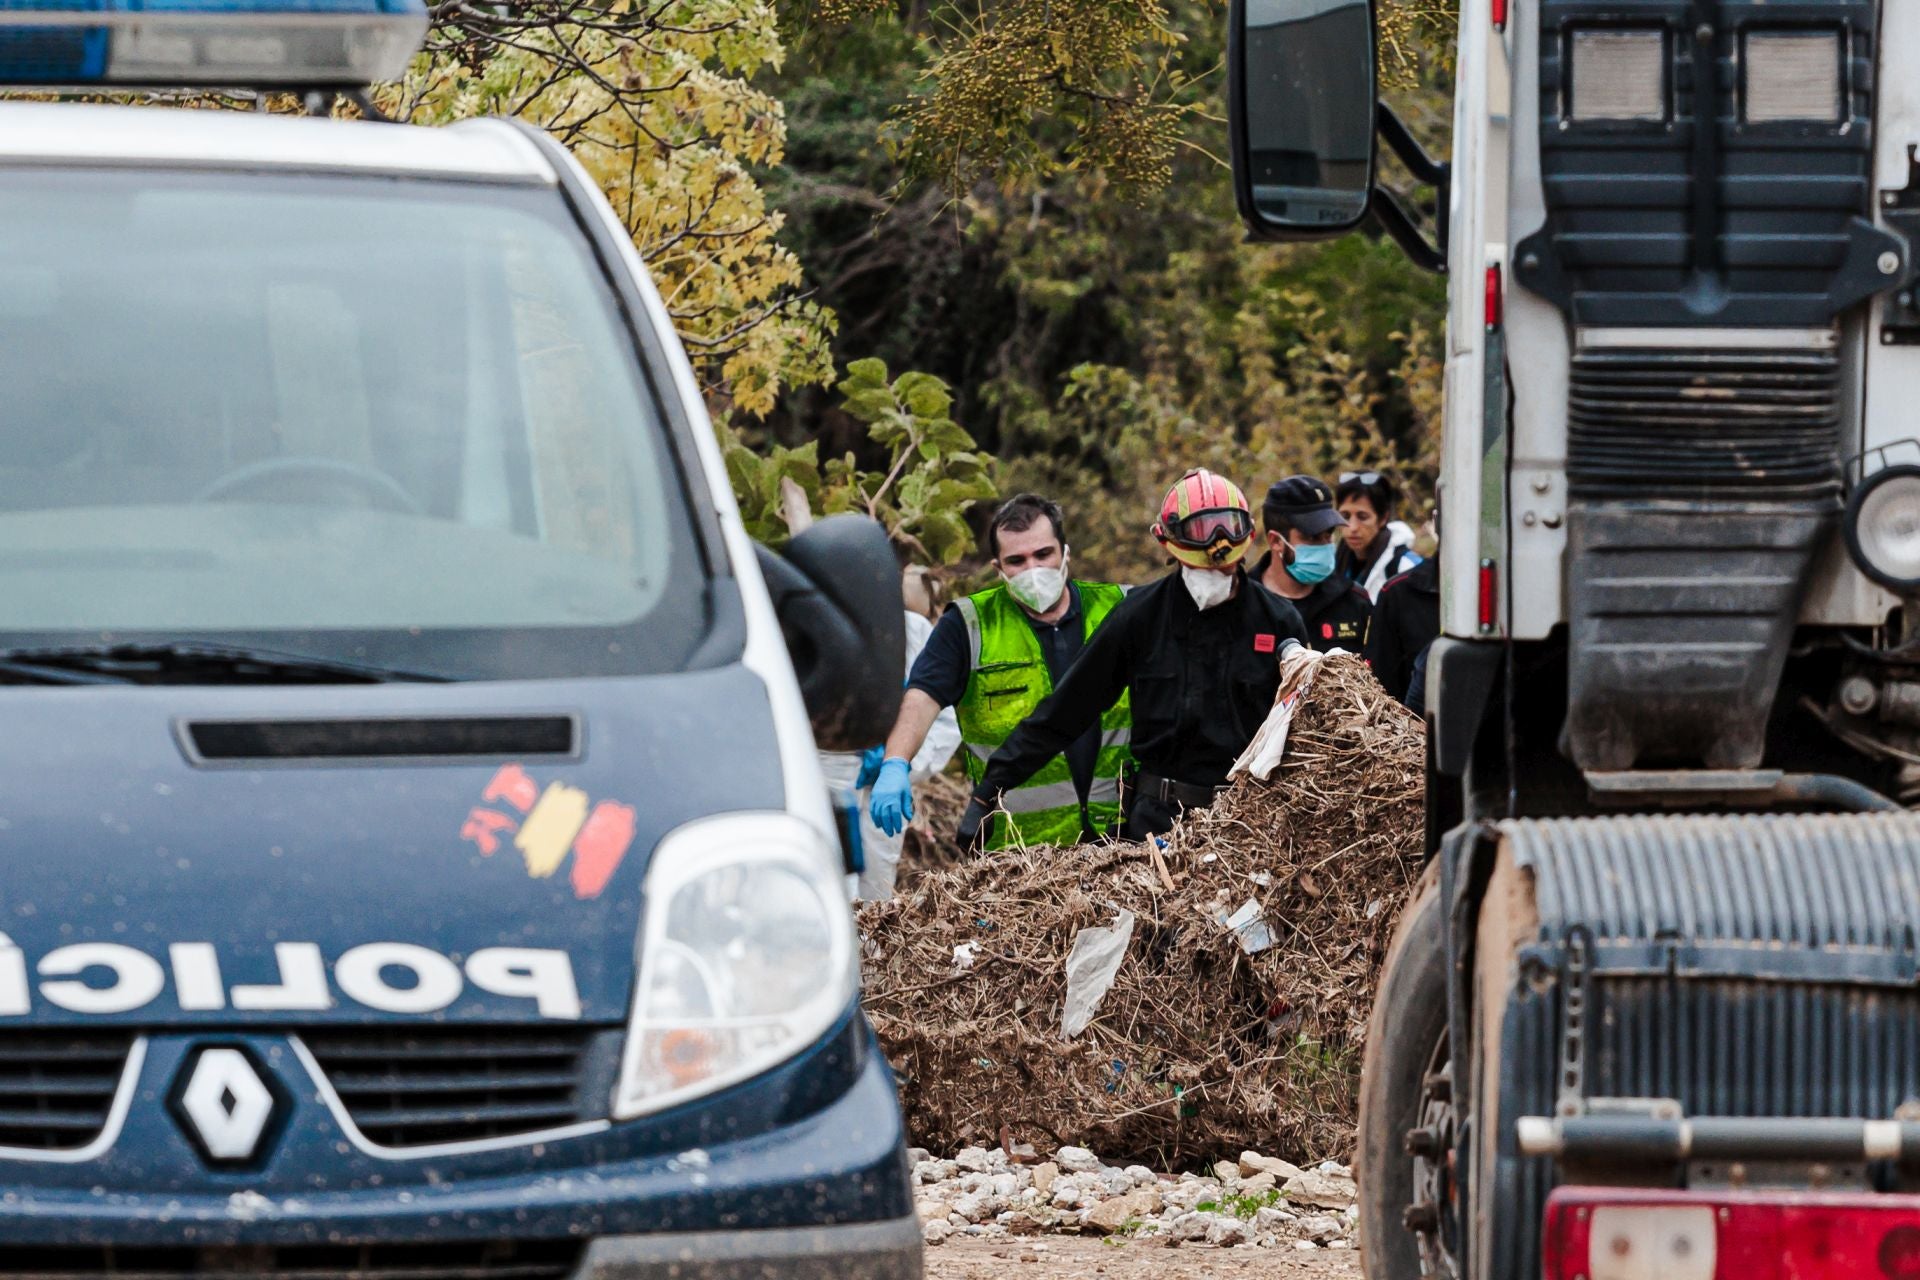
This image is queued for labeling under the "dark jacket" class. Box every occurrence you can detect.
[973,568,1309,805]
[1365,557,1440,704]
[1252,553,1372,652]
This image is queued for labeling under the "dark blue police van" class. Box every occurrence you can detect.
[0,6,921,1275]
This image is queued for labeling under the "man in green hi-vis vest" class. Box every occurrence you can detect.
[868,494,1132,850]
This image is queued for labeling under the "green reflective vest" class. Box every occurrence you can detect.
[953,582,1132,849]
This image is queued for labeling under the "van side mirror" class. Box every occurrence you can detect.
[755,516,905,752]
[1229,0,1378,238]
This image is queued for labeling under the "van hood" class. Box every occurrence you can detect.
[0,664,785,1028]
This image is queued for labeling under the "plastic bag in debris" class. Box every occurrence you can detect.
[1061,907,1135,1039]
[1215,898,1276,955]
[1230,645,1337,782]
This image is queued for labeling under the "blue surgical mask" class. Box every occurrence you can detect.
[1286,541,1337,585]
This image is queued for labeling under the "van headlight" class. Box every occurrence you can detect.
[612,813,857,1120]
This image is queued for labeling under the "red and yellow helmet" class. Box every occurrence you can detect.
[1153,468,1255,569]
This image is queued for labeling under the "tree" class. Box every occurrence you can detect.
[765,0,1451,581]
[388,1,1002,560]
[393,0,833,418]
[727,360,998,563]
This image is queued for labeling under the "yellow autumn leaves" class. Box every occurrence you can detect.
[392,0,833,419]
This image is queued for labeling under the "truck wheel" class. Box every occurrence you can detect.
[1358,862,1456,1280]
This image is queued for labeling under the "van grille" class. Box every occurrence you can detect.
[1567,345,1844,501]
[0,1031,135,1153]
[0,1241,584,1279]
[302,1027,602,1150]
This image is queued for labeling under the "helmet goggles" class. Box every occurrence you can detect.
[1162,507,1254,552]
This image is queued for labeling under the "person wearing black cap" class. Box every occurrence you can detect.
[1254,475,1373,653]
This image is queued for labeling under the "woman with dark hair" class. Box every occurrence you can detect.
[1335,470,1422,602]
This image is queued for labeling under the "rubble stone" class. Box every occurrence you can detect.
[1284,1169,1358,1209]
[1055,1145,1102,1173]
[1212,1160,1242,1184]
[1085,1188,1160,1234]
[907,1147,1356,1255]
[954,1146,993,1173]
[1240,1151,1306,1181]
[949,1193,990,1224]
[1030,1161,1059,1196]
[1167,1212,1215,1243]
[1299,1213,1345,1242]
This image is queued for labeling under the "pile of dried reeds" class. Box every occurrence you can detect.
[898,771,973,893]
[857,654,1424,1167]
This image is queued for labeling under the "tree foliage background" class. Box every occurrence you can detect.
[383,0,1453,581]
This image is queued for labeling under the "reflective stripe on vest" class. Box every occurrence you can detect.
[953,581,1133,849]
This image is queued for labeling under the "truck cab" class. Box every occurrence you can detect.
[0,10,921,1277]
[1232,3,1920,1280]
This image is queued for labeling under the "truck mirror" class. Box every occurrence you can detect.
[755,516,906,752]
[1229,0,1378,238]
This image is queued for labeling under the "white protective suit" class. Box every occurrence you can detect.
[819,611,961,900]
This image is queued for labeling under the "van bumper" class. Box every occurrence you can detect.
[579,1217,922,1280]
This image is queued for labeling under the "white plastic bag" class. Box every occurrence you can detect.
[1215,898,1276,955]
[1061,907,1135,1038]
[1230,644,1328,781]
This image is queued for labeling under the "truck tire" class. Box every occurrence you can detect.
[1357,860,1450,1280]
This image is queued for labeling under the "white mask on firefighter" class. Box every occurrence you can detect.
[1181,564,1236,611]
[1004,548,1069,614]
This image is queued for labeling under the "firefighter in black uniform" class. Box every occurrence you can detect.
[959,469,1310,845]
[1366,556,1439,706]
[1252,475,1372,652]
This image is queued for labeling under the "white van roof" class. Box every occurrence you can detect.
[0,102,555,182]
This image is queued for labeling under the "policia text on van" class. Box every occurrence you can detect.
[0,10,921,1277]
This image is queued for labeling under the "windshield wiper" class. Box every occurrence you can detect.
[0,642,451,686]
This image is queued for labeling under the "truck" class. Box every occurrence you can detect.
[0,6,923,1277]
[1229,1,1920,1279]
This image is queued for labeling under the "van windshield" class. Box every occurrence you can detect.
[0,169,710,681]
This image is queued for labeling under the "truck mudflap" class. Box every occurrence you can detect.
[1468,813,1920,1280]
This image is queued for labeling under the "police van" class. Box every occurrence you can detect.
[0,4,921,1275]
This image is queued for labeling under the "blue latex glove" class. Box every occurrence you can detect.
[855,744,886,791]
[869,757,914,837]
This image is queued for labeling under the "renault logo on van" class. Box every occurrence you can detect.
[173,1047,279,1165]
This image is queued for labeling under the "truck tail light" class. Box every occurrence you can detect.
[1544,1188,1920,1280]
[1478,559,1498,632]
[1486,263,1503,330]
[1491,0,1507,30]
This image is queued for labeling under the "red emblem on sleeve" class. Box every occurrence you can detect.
[1321,623,1335,640]
[1253,633,1276,653]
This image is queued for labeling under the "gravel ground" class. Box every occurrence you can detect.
[925,1234,1366,1279]
[913,1146,1358,1251]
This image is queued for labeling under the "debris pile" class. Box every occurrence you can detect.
[912,1144,1359,1251]
[860,654,1423,1166]
[898,771,973,892]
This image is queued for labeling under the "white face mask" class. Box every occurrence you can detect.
[1003,548,1069,614]
[1181,565,1236,610]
